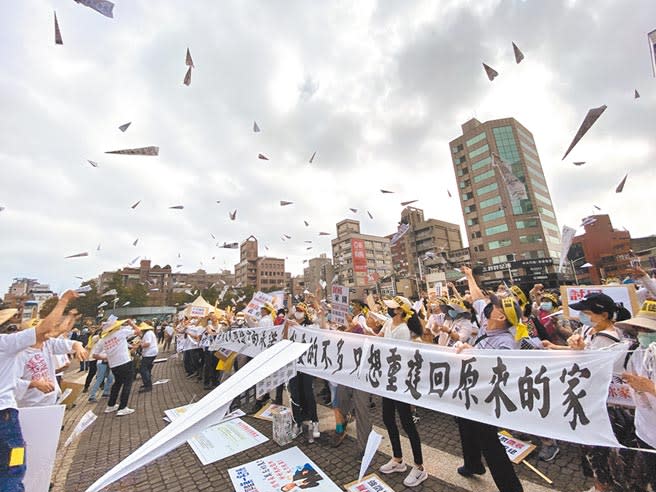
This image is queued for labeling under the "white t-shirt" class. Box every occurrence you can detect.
[92,327,133,368]
[0,328,37,410]
[185,326,204,349]
[141,330,158,357]
[164,325,174,337]
[381,319,410,341]
[627,347,656,448]
[16,337,74,407]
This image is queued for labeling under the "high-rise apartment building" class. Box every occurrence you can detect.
[303,254,334,297]
[331,219,392,298]
[449,117,562,288]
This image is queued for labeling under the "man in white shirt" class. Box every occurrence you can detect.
[0,291,78,492]
[92,318,141,416]
[138,322,158,393]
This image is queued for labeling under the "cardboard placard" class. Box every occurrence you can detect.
[59,380,84,410]
[344,473,395,492]
[498,431,536,464]
[561,285,640,319]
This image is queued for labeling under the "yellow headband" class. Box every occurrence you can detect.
[393,296,413,321]
[510,286,528,308]
[502,297,528,341]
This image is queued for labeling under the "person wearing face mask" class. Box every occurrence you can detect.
[377,296,427,488]
[536,292,572,347]
[566,293,638,492]
[616,301,656,492]
[454,267,524,492]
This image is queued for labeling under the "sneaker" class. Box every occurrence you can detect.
[312,422,320,438]
[104,405,119,413]
[538,445,560,462]
[457,465,485,477]
[403,466,428,487]
[87,398,97,403]
[331,431,347,448]
[116,407,135,416]
[380,459,407,474]
[101,394,109,398]
[292,424,303,438]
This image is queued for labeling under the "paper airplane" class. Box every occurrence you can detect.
[309,151,316,163]
[54,11,63,45]
[97,301,108,309]
[131,200,141,209]
[447,190,452,198]
[306,247,313,250]
[319,280,327,289]
[218,242,238,249]
[103,289,117,297]
[73,0,114,18]
[210,233,216,239]
[615,174,628,193]
[229,210,237,221]
[97,244,101,251]
[87,160,99,168]
[380,189,394,194]
[216,200,221,204]
[65,252,89,259]
[593,205,601,211]
[129,256,140,266]
[175,264,183,268]
[183,66,192,86]
[0,206,4,212]
[169,205,184,209]
[118,122,131,132]
[319,232,330,236]
[133,238,139,246]
[74,276,84,280]
[332,274,339,283]
[482,63,498,81]
[280,201,293,206]
[562,105,607,160]
[106,146,159,156]
[512,42,524,64]
[178,253,181,258]
[401,200,418,206]
[304,220,309,226]
[349,208,358,213]
[122,301,131,307]
[634,89,640,99]
[253,121,260,132]
[185,48,194,68]
[367,211,374,219]
[258,153,269,160]
[573,161,586,166]
[283,234,291,239]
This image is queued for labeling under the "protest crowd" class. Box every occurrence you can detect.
[1,264,656,492]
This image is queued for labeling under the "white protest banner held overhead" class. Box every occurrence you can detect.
[558,225,577,273]
[219,325,623,448]
[84,340,309,492]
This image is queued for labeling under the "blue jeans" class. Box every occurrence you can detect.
[0,408,26,492]
[89,361,114,400]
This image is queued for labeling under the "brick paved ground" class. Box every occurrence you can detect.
[56,350,592,492]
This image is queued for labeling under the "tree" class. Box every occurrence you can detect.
[70,280,102,319]
[128,283,149,307]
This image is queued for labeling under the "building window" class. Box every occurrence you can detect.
[519,235,542,244]
[538,207,556,219]
[476,182,498,196]
[468,144,490,159]
[464,204,477,213]
[479,196,502,209]
[466,132,487,147]
[542,220,559,232]
[473,169,495,183]
[516,219,538,229]
[459,179,471,189]
[471,231,482,239]
[485,224,509,236]
[482,209,505,222]
[488,239,512,250]
[471,155,492,171]
[516,127,533,142]
[534,192,552,206]
[512,199,534,215]
[530,177,549,194]
[467,218,479,226]
[452,144,464,154]
[462,192,474,200]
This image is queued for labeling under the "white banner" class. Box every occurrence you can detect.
[558,225,577,273]
[218,325,623,448]
[208,326,284,357]
[561,284,640,318]
[493,154,528,202]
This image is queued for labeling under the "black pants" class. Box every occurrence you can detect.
[140,356,155,389]
[203,350,220,386]
[83,360,98,390]
[288,373,317,423]
[457,417,523,492]
[109,361,134,410]
[382,397,423,465]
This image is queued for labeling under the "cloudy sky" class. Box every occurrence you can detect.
[0,0,654,293]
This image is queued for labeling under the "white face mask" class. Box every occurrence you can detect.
[294,312,305,320]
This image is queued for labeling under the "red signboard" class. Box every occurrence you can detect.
[351,239,367,273]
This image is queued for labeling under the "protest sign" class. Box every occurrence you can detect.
[561,285,640,319]
[498,431,536,464]
[331,284,350,325]
[243,291,274,318]
[345,474,395,492]
[254,402,288,421]
[19,404,65,492]
[228,446,342,492]
[188,418,268,465]
[607,375,635,408]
